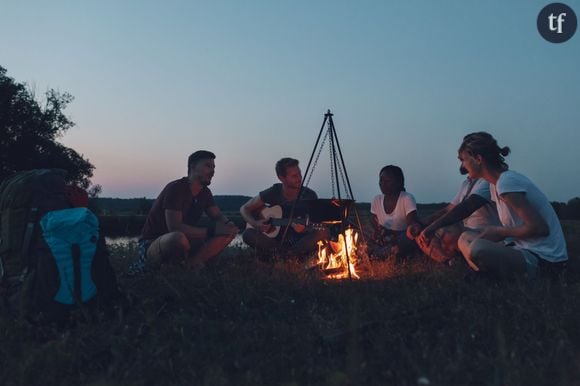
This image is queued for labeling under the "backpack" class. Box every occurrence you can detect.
[0,169,118,323]
[0,169,69,278]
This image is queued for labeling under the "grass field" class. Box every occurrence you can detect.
[1,221,580,386]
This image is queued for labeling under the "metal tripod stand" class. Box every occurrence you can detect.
[282,110,372,279]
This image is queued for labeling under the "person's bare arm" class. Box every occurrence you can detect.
[478,192,548,242]
[205,205,228,223]
[165,209,207,239]
[408,204,452,239]
[422,204,453,226]
[205,205,239,236]
[240,195,272,233]
[417,195,488,245]
[406,210,420,230]
[430,196,487,233]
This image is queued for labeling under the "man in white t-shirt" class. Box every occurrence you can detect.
[487,170,567,263]
[407,166,500,263]
[455,131,567,278]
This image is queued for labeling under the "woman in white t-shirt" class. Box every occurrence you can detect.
[369,165,420,260]
[456,132,568,278]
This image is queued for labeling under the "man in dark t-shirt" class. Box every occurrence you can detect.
[127,150,239,275]
[240,157,329,258]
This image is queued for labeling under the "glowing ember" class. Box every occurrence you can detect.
[316,228,360,279]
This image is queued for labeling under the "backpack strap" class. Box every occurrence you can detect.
[0,243,4,280]
[20,206,40,268]
[72,243,82,303]
[20,175,64,270]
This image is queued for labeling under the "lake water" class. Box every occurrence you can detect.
[105,233,248,249]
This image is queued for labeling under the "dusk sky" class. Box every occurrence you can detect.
[1,1,579,203]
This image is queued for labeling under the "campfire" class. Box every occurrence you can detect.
[316,227,361,279]
[298,199,368,280]
[285,110,372,279]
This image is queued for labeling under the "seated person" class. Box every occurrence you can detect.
[455,132,568,278]
[406,166,500,263]
[127,150,239,275]
[240,157,329,259]
[368,165,421,260]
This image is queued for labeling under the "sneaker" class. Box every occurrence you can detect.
[125,239,154,277]
[126,255,147,277]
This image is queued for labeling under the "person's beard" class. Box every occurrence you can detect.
[196,173,213,186]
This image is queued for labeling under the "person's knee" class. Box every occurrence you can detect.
[468,239,490,268]
[212,234,235,248]
[457,231,477,258]
[242,228,258,247]
[458,236,494,272]
[242,228,278,252]
[147,231,190,263]
[169,231,190,246]
[165,231,191,255]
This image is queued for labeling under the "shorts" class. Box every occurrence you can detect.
[138,239,154,260]
[520,249,540,278]
[126,239,153,276]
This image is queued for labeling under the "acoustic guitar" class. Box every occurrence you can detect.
[246,205,325,238]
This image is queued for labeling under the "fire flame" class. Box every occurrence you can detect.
[316,228,360,279]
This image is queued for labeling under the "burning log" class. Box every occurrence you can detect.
[322,267,344,275]
[315,227,362,279]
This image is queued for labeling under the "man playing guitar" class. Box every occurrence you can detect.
[240,157,329,259]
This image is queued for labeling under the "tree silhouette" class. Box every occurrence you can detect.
[568,197,580,219]
[0,65,95,188]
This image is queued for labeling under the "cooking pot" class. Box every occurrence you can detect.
[304,198,354,223]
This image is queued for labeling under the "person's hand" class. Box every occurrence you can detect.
[417,225,436,250]
[476,226,505,242]
[216,221,240,237]
[406,223,422,240]
[252,219,273,234]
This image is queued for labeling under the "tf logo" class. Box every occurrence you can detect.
[537,3,577,43]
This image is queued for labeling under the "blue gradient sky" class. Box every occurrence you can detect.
[1,1,579,203]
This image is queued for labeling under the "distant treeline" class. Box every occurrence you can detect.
[92,195,253,215]
[92,196,448,216]
[552,197,580,220]
[93,196,580,218]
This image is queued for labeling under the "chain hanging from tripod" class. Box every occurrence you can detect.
[329,125,336,198]
[301,110,355,201]
[304,129,329,188]
[337,157,352,200]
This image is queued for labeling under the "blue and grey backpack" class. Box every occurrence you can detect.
[0,169,118,323]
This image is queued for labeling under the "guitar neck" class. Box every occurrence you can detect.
[269,218,306,227]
